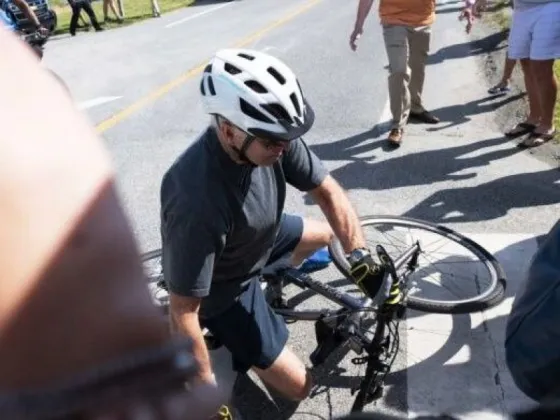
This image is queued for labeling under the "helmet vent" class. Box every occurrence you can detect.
[203,63,212,73]
[262,103,291,123]
[238,53,255,60]
[267,67,286,85]
[207,76,216,95]
[245,80,268,94]
[240,98,274,123]
[224,63,242,75]
[289,93,301,117]
[200,79,206,96]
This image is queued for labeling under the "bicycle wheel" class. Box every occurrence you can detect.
[141,248,169,311]
[328,215,506,314]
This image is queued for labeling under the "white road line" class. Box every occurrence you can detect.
[78,96,122,110]
[165,3,232,28]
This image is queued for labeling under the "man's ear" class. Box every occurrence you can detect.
[220,119,238,146]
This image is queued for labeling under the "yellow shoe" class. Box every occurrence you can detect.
[210,405,233,420]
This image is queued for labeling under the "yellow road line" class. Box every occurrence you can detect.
[96,0,322,134]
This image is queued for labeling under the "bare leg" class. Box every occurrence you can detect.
[252,346,312,401]
[530,59,557,133]
[489,56,517,93]
[502,56,517,84]
[290,219,333,266]
[520,58,542,126]
[109,0,123,20]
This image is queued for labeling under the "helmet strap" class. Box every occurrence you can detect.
[213,115,257,167]
[231,134,257,167]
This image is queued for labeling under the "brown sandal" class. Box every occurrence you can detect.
[517,130,557,149]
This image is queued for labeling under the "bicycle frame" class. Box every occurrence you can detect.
[268,241,422,413]
[271,240,421,321]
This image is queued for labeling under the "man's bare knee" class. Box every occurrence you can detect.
[253,346,312,402]
[294,369,313,401]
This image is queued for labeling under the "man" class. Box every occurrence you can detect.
[1,0,49,34]
[0,25,224,419]
[505,218,560,402]
[160,49,385,402]
[67,0,103,36]
[349,0,440,146]
[503,0,559,148]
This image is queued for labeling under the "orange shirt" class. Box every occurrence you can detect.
[379,0,436,26]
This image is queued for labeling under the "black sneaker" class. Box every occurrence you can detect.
[408,110,440,124]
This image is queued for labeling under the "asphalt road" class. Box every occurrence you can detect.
[43,0,560,418]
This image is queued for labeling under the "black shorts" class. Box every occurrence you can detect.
[203,213,303,373]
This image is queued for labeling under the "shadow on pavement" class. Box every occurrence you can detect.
[381,235,541,416]
[307,134,523,200]
[428,29,509,65]
[421,92,525,131]
[403,167,560,224]
[232,373,302,420]
[231,234,546,418]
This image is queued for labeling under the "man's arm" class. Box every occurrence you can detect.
[0,26,169,388]
[160,205,227,386]
[353,0,374,31]
[169,294,214,386]
[11,0,47,32]
[350,0,375,51]
[309,175,366,254]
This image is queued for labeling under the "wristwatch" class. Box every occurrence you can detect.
[347,247,370,266]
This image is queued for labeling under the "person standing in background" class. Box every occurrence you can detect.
[68,0,103,36]
[349,0,441,147]
[504,0,559,147]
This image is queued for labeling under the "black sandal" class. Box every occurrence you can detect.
[505,122,537,138]
[517,130,557,149]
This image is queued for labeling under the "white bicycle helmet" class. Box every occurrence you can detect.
[200,48,315,142]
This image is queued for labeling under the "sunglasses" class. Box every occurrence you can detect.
[256,136,287,150]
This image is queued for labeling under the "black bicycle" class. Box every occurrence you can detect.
[141,215,506,413]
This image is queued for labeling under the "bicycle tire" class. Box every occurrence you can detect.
[328,215,506,314]
[142,248,162,263]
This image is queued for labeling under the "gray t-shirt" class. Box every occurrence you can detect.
[159,127,328,318]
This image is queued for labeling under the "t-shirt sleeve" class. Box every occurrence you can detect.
[161,208,227,298]
[281,137,329,191]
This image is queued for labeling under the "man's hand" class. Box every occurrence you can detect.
[348,248,385,299]
[349,27,363,51]
[37,26,49,36]
[169,294,216,387]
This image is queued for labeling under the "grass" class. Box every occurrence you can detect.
[483,0,560,142]
[49,0,195,34]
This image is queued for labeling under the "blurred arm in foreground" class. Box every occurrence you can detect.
[0,25,225,419]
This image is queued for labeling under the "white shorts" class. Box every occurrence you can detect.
[508,2,560,60]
